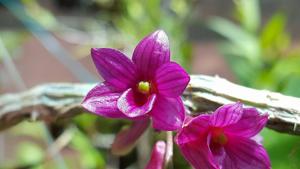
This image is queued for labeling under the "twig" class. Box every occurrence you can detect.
[0,75,300,135]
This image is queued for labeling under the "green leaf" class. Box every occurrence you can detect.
[262,129,300,169]
[170,0,189,18]
[22,0,57,29]
[71,128,105,169]
[17,142,44,166]
[260,13,289,50]
[207,17,260,63]
[127,0,144,21]
[270,56,300,82]
[145,0,161,25]
[282,75,300,97]
[219,45,259,86]
[234,0,260,33]
[0,31,28,57]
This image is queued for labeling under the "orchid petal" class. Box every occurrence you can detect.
[175,115,210,145]
[223,135,271,169]
[132,30,170,79]
[177,140,218,169]
[91,48,137,90]
[82,83,127,118]
[145,141,166,169]
[155,62,190,97]
[251,134,264,145]
[210,102,243,127]
[117,88,156,118]
[151,96,185,131]
[183,115,194,124]
[225,108,268,138]
[111,119,150,156]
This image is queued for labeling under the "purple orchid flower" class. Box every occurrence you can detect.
[145,141,166,169]
[82,30,190,131]
[175,102,271,169]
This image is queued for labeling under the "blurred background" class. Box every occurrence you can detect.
[0,0,300,168]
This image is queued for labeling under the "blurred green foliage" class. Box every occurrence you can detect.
[209,0,300,168]
[17,142,44,169]
[0,31,28,59]
[208,0,300,94]
[70,127,105,169]
[114,0,194,69]
[262,129,300,169]
[22,0,57,29]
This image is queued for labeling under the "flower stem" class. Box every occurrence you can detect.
[164,131,174,169]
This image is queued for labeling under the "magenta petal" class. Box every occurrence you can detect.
[225,108,268,138]
[117,88,156,118]
[223,135,271,169]
[177,140,218,169]
[145,141,166,169]
[132,30,170,79]
[208,134,226,167]
[210,102,243,127]
[151,96,185,131]
[175,115,210,145]
[82,83,127,118]
[251,134,264,145]
[91,48,137,90]
[155,62,190,97]
[111,119,149,156]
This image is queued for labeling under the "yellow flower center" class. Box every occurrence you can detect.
[137,81,150,94]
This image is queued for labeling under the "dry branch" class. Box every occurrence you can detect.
[0,75,300,135]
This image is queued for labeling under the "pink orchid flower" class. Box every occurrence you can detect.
[145,141,166,169]
[82,30,190,131]
[175,102,271,169]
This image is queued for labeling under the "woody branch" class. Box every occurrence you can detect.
[0,75,299,135]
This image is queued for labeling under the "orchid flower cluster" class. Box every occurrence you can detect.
[82,30,271,169]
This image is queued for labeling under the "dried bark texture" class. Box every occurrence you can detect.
[0,75,300,135]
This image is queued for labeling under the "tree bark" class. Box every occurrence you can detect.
[0,75,300,135]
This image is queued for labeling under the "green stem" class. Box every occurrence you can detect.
[164,131,174,169]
